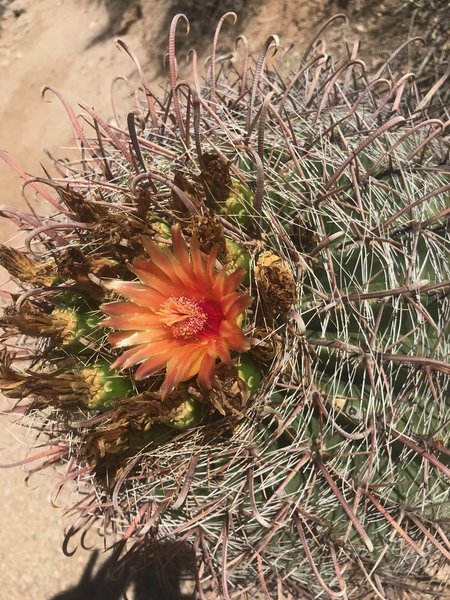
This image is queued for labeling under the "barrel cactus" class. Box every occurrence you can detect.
[1,13,449,599]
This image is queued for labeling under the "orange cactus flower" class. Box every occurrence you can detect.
[101,225,252,398]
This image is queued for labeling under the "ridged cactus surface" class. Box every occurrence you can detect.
[0,13,449,599]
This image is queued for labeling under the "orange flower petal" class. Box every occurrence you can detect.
[211,337,232,364]
[132,264,183,297]
[197,353,216,389]
[222,267,246,295]
[104,280,164,308]
[103,314,162,331]
[206,244,219,279]
[134,353,171,379]
[132,256,176,285]
[111,344,150,370]
[170,224,190,270]
[108,329,165,348]
[221,293,253,321]
[102,225,251,395]
[220,320,251,352]
[160,346,207,397]
[101,301,153,317]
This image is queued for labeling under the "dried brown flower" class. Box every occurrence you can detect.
[58,248,119,299]
[197,153,232,204]
[254,251,297,314]
[0,349,130,409]
[0,245,55,286]
[209,364,249,416]
[249,327,282,362]
[0,301,76,342]
[183,212,226,259]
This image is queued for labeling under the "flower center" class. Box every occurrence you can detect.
[157,296,208,339]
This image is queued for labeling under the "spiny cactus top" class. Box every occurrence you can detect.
[0,12,449,600]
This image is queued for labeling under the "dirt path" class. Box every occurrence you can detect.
[0,2,148,598]
[0,0,149,233]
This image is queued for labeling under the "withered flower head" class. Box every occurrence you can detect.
[0,245,54,286]
[0,301,76,341]
[254,251,297,314]
[184,212,226,259]
[101,225,252,398]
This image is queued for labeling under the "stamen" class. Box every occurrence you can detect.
[157,296,208,339]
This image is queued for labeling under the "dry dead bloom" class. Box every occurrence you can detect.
[254,250,297,313]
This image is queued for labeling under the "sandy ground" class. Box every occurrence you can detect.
[0,1,150,598]
[0,0,448,598]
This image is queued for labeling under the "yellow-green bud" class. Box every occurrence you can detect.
[167,397,206,430]
[222,182,254,227]
[83,363,132,411]
[225,238,251,276]
[234,356,261,395]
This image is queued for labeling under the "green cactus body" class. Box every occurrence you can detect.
[225,238,251,276]
[0,13,449,600]
[234,356,262,395]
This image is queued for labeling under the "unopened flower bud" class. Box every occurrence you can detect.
[166,396,206,430]
[234,356,261,395]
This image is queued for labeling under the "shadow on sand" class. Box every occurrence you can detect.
[50,548,192,600]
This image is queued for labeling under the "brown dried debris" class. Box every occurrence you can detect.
[0,349,118,409]
[183,212,226,259]
[58,248,119,299]
[83,391,185,463]
[249,327,282,362]
[172,171,204,215]
[0,300,76,342]
[254,251,297,314]
[0,245,55,286]
[0,352,92,406]
[86,412,155,461]
[57,187,109,223]
[90,211,148,259]
[197,152,232,204]
[208,364,249,416]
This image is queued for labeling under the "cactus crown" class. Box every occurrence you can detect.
[1,12,449,599]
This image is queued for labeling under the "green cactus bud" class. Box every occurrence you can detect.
[224,238,251,275]
[54,309,102,348]
[166,396,206,430]
[222,181,254,227]
[148,217,171,239]
[82,363,132,411]
[233,356,261,395]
